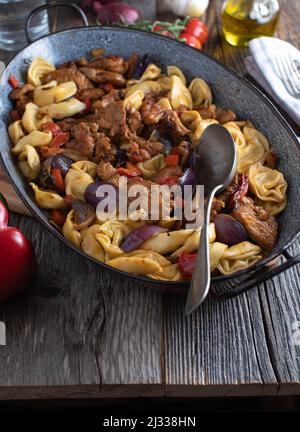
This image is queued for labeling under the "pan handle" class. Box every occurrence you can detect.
[26,2,89,43]
[218,247,300,298]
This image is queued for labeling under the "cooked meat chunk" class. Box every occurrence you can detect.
[16,95,32,115]
[161,111,190,136]
[195,104,217,119]
[66,122,95,158]
[94,99,126,138]
[176,140,193,166]
[126,53,138,79]
[42,67,94,91]
[9,83,34,100]
[127,138,164,163]
[127,109,143,133]
[88,56,128,74]
[232,197,278,251]
[141,94,165,125]
[40,146,63,160]
[77,88,104,101]
[79,67,126,86]
[217,174,239,206]
[266,150,278,169]
[97,161,117,180]
[216,107,236,124]
[94,133,116,163]
[210,198,226,221]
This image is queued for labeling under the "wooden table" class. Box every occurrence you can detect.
[0,0,300,400]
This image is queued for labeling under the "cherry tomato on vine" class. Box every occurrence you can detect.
[180,31,202,50]
[185,18,208,44]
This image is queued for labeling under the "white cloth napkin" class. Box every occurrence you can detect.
[245,37,300,127]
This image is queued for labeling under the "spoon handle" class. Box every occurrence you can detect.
[185,185,222,315]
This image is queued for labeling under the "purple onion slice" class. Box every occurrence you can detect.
[121,225,167,252]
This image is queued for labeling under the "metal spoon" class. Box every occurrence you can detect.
[185,124,237,315]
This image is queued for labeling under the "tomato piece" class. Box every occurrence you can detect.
[179,32,202,50]
[165,154,180,167]
[50,132,70,148]
[178,252,197,279]
[51,168,65,193]
[185,18,209,44]
[41,121,63,136]
[8,74,19,89]
[156,175,179,186]
[84,97,92,113]
[170,147,181,155]
[50,210,66,226]
[103,82,114,92]
[117,162,141,178]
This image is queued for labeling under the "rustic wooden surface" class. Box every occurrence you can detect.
[0,0,300,399]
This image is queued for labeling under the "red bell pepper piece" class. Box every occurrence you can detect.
[117,162,141,178]
[230,173,249,209]
[41,121,63,136]
[50,132,70,148]
[8,74,20,89]
[64,195,74,206]
[0,197,35,303]
[50,210,66,226]
[178,252,197,279]
[165,154,180,167]
[51,168,65,193]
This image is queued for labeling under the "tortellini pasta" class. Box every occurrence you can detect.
[33,80,77,107]
[95,220,132,259]
[18,145,41,180]
[170,223,216,260]
[12,130,52,154]
[22,102,50,133]
[181,111,218,144]
[167,65,187,86]
[81,225,106,262]
[168,75,193,109]
[40,98,86,119]
[107,250,172,276]
[65,168,94,200]
[137,154,165,179]
[141,229,194,255]
[30,182,66,210]
[8,120,25,145]
[210,242,228,271]
[27,57,55,87]
[63,210,82,248]
[188,78,212,107]
[71,161,98,178]
[217,241,262,275]
[123,90,144,111]
[235,126,269,173]
[125,80,161,98]
[140,63,162,81]
[249,163,287,214]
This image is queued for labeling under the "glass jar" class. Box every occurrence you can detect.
[222,0,280,47]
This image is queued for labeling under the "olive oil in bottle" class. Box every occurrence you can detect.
[222,0,280,47]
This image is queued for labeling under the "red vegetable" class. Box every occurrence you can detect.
[0,197,35,303]
[180,31,202,50]
[152,25,174,38]
[50,132,70,148]
[229,173,249,209]
[178,252,197,279]
[185,18,208,44]
[117,162,141,177]
[50,210,66,226]
[103,82,115,92]
[96,2,140,24]
[165,154,180,167]
[51,168,65,193]
[41,121,63,136]
[64,195,74,206]
[8,74,19,89]
[10,110,20,122]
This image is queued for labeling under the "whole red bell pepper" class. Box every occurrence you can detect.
[0,196,36,303]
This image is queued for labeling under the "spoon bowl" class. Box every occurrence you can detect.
[185,124,237,315]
